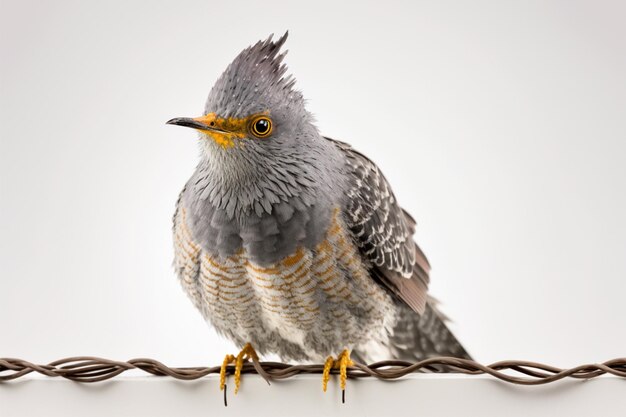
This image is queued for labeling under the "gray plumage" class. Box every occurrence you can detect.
[170,32,470,363]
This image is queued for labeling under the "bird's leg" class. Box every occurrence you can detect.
[322,349,354,399]
[219,342,259,394]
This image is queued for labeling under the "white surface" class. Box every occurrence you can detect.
[1,0,626,368]
[1,374,625,417]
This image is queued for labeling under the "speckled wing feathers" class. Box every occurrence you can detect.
[327,139,471,360]
[329,138,431,314]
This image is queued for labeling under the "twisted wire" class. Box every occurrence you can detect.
[2,356,625,385]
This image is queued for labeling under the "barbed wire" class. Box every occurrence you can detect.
[2,356,625,385]
[3,356,625,406]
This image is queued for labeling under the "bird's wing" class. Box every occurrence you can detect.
[326,137,431,314]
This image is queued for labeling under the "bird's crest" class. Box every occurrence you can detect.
[205,32,298,119]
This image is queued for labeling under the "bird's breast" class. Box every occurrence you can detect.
[174,204,396,360]
[183,192,336,265]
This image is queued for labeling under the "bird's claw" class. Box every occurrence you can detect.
[219,342,259,394]
[322,348,354,398]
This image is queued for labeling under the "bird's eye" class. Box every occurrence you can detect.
[250,116,272,138]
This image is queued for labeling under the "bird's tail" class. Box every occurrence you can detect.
[354,298,471,364]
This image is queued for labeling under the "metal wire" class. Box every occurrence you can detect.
[2,356,626,385]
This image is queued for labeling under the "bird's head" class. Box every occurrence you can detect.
[167,32,342,219]
[167,32,311,154]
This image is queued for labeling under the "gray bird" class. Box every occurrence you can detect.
[168,32,470,391]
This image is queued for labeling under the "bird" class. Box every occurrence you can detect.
[167,32,471,394]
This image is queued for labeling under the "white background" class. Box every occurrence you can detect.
[3,375,625,417]
[1,0,625,368]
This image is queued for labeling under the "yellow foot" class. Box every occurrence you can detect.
[219,343,259,394]
[322,349,354,396]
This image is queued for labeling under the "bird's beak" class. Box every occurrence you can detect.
[166,115,226,134]
[166,113,246,148]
